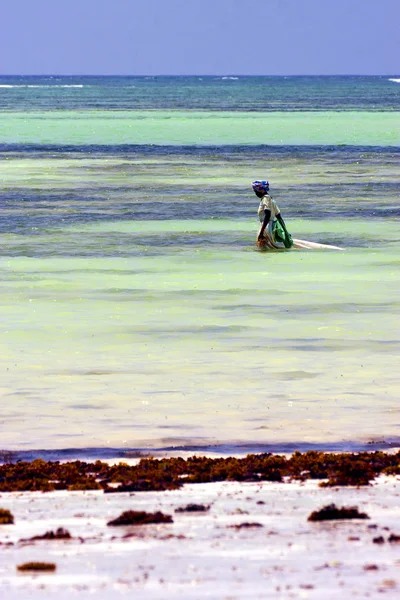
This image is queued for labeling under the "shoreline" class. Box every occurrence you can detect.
[2,439,400,464]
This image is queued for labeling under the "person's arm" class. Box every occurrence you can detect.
[258,209,271,240]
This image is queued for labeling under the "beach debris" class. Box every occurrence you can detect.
[308,504,370,522]
[0,509,14,524]
[388,533,400,543]
[20,528,72,542]
[107,510,173,526]
[17,562,56,572]
[175,503,210,513]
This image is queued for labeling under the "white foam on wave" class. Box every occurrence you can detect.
[388,78,400,83]
[212,76,240,81]
[0,84,85,88]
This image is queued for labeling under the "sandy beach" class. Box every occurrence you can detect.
[1,462,400,599]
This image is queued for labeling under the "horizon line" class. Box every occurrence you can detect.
[1,73,399,78]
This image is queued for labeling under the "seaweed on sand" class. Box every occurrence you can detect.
[308,504,370,522]
[17,562,56,572]
[107,510,173,526]
[20,528,71,542]
[0,508,14,524]
[0,450,399,492]
[175,504,210,513]
[104,479,181,493]
[228,522,264,529]
[373,536,385,544]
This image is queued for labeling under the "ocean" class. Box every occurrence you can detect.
[0,75,399,459]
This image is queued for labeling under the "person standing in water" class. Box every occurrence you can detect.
[252,180,293,249]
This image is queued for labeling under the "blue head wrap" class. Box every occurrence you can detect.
[252,180,269,194]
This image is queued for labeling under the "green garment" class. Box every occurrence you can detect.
[273,220,294,249]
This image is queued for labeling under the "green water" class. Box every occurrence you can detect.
[1,76,399,453]
[1,217,399,449]
[2,111,399,146]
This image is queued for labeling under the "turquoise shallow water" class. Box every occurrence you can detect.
[1,111,399,146]
[0,76,399,455]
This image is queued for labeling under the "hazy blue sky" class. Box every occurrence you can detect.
[2,0,399,75]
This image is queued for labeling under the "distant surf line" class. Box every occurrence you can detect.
[0,84,85,88]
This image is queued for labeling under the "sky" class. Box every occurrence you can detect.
[2,0,399,75]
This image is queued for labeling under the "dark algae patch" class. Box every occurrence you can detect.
[0,508,14,524]
[104,479,180,493]
[318,456,376,487]
[0,459,102,492]
[373,534,400,544]
[373,536,385,544]
[20,528,72,542]
[107,510,173,526]
[229,522,264,529]
[308,504,370,522]
[175,504,210,513]
[17,562,56,572]
[1,450,400,492]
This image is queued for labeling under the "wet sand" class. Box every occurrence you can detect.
[1,466,400,599]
